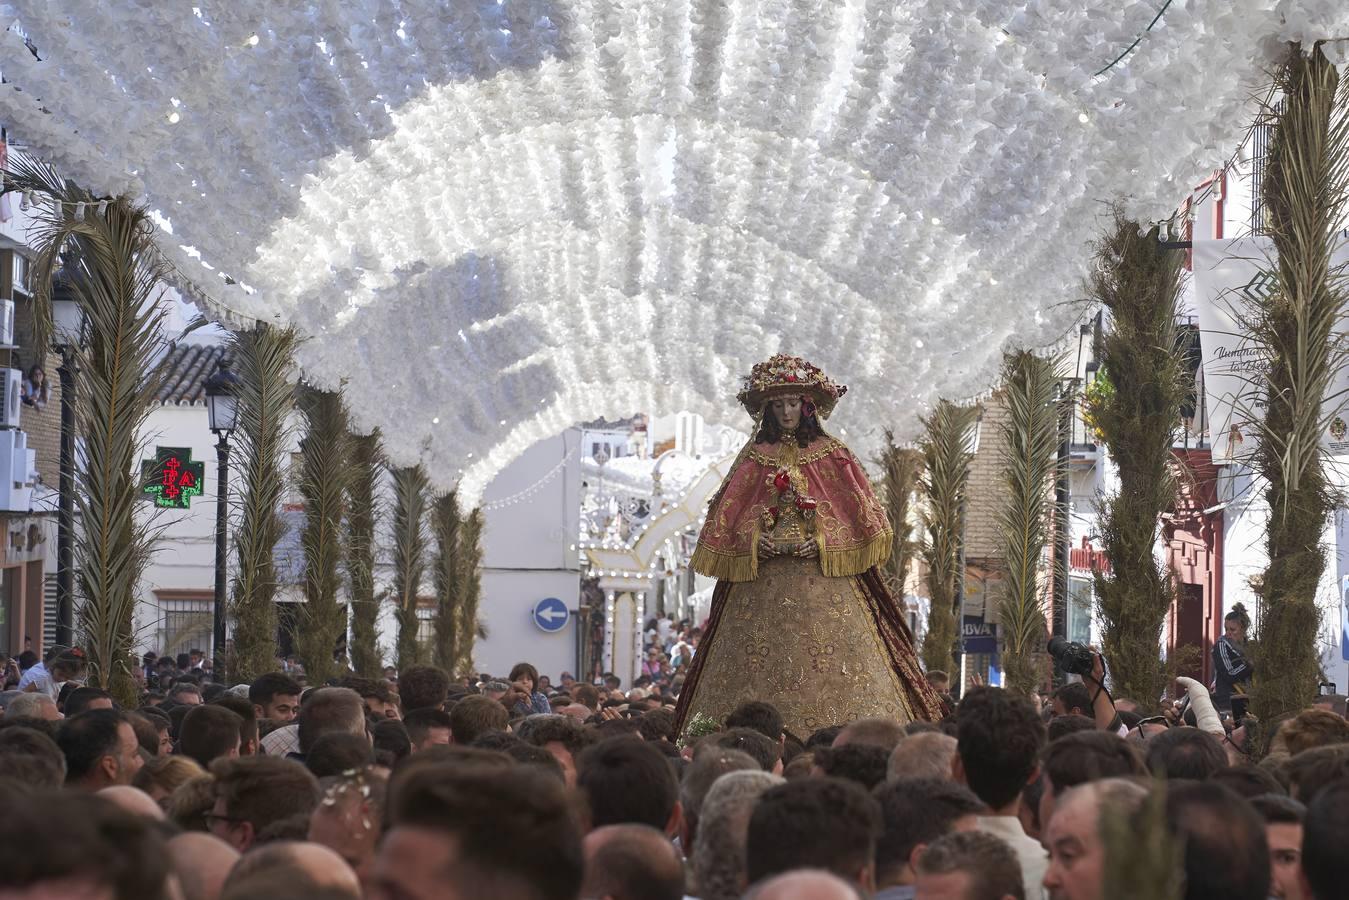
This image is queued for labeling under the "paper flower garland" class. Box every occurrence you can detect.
[0,1,1344,502]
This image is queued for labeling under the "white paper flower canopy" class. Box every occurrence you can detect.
[0,1,1346,503]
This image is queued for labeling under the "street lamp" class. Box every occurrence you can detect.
[51,273,85,649]
[204,356,242,681]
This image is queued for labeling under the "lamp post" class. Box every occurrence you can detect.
[51,276,85,649]
[204,357,242,681]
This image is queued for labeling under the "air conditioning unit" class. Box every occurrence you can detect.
[0,369,21,430]
[0,299,14,345]
[0,428,34,512]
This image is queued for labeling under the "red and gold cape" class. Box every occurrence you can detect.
[690,436,893,582]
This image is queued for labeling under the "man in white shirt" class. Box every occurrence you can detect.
[952,686,1049,900]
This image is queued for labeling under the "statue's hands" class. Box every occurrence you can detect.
[757,534,778,558]
[794,541,819,559]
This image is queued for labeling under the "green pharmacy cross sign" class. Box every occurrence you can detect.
[141,447,206,509]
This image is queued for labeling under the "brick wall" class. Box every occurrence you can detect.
[8,275,63,484]
[964,393,1010,564]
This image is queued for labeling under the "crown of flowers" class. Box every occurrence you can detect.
[736,354,847,419]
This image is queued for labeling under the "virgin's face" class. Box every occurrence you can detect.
[770,397,802,430]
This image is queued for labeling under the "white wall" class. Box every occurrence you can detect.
[473,429,581,679]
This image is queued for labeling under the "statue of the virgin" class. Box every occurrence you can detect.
[675,355,942,739]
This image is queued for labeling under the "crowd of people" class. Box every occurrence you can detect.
[1,637,1348,900]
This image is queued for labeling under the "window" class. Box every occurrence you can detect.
[1067,576,1093,646]
[154,591,214,659]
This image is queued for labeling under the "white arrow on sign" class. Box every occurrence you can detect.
[539,607,566,623]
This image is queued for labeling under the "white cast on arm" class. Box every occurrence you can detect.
[1176,676,1224,735]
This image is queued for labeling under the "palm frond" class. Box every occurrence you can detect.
[391,464,430,669]
[1249,42,1349,731]
[996,350,1067,695]
[3,163,171,705]
[430,490,462,673]
[1089,210,1186,711]
[454,508,485,673]
[879,434,924,597]
[918,401,979,676]
[347,430,384,678]
[294,384,351,684]
[229,325,298,681]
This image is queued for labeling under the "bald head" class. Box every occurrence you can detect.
[97,785,166,820]
[746,870,861,900]
[221,841,360,899]
[582,824,684,900]
[168,833,241,900]
[559,703,592,721]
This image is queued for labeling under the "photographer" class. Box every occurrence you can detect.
[1048,637,1123,735]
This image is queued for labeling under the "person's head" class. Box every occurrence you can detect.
[746,777,881,892]
[448,694,509,744]
[96,784,167,821]
[1051,682,1092,719]
[1041,778,1148,900]
[1165,780,1270,900]
[180,704,244,768]
[508,662,541,694]
[1039,730,1145,825]
[832,717,906,752]
[306,731,377,777]
[220,840,361,900]
[1145,726,1227,780]
[372,718,413,767]
[1047,714,1097,742]
[757,395,825,447]
[0,725,66,789]
[403,707,453,752]
[47,650,88,685]
[208,755,321,852]
[1311,693,1347,718]
[1225,603,1251,643]
[3,691,60,721]
[250,672,303,722]
[517,714,594,787]
[26,363,44,384]
[133,753,206,805]
[888,732,958,782]
[298,687,367,754]
[63,686,114,717]
[342,676,396,720]
[167,831,240,900]
[1302,779,1349,900]
[581,823,685,900]
[577,737,681,835]
[377,760,583,900]
[1281,708,1349,756]
[573,682,601,712]
[874,777,985,890]
[58,708,144,789]
[954,686,1045,811]
[1248,794,1307,900]
[706,726,782,772]
[1210,764,1287,800]
[693,770,786,900]
[399,665,452,712]
[679,747,760,845]
[309,768,387,891]
[915,829,1025,900]
[1284,744,1349,802]
[725,700,785,742]
[927,670,951,694]
[0,790,172,898]
[812,742,890,790]
[169,681,204,706]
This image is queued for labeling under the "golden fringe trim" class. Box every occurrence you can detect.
[819,531,893,578]
[692,529,892,582]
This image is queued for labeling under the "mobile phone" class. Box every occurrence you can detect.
[1231,696,1249,720]
[1319,681,1338,696]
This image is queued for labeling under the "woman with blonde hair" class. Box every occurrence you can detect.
[135,754,206,805]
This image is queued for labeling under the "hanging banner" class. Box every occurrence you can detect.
[1192,236,1349,464]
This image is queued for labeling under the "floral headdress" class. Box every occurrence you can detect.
[735,354,847,420]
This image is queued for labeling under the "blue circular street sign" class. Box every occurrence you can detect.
[533,597,570,633]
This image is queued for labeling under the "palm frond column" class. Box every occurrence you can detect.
[229,326,298,681]
[347,431,384,678]
[1088,213,1186,711]
[880,433,925,599]
[1250,44,1349,728]
[453,507,485,674]
[6,161,167,706]
[391,465,431,669]
[430,490,462,674]
[997,351,1066,696]
[294,385,351,684]
[918,402,979,675]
